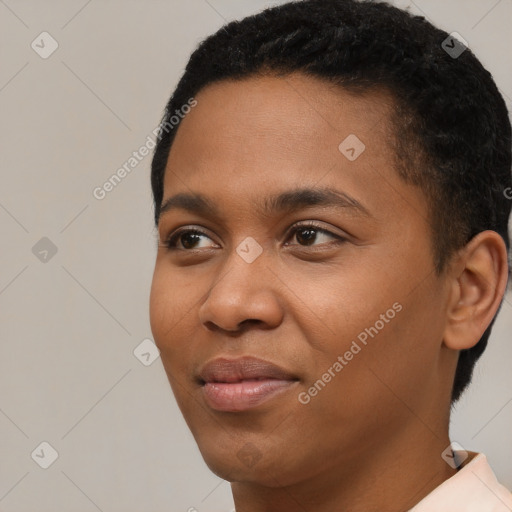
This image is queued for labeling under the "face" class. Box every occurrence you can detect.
[149,73,456,486]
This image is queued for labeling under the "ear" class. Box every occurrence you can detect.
[443,231,509,350]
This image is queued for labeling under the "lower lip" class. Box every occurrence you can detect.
[202,379,298,412]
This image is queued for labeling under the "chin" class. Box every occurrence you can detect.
[198,441,304,488]
[196,442,269,482]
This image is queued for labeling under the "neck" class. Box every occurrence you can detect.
[230,424,457,512]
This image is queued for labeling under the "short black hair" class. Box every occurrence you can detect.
[150,0,511,404]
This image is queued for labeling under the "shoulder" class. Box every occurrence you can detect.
[409,451,512,512]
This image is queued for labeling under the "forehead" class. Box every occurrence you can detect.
[161,72,424,225]
[168,72,396,167]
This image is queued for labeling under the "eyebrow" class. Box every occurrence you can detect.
[158,186,372,222]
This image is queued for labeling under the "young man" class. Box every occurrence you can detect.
[149,0,512,510]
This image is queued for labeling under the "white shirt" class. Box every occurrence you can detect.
[409,452,512,511]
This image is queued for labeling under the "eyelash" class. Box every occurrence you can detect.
[161,221,346,252]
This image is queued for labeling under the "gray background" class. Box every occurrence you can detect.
[0,0,511,511]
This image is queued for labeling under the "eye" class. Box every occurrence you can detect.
[162,228,217,251]
[284,221,346,247]
[160,221,346,252]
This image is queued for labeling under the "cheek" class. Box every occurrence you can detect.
[292,302,434,455]
[149,274,171,347]
[291,260,399,355]
[149,276,196,412]
[298,263,442,412]
[149,266,193,382]
[149,276,208,438]
[342,283,446,412]
[149,264,192,342]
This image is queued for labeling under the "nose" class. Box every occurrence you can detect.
[198,248,285,333]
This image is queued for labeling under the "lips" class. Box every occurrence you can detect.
[198,356,300,412]
[198,356,298,384]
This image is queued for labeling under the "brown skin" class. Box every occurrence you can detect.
[149,72,509,512]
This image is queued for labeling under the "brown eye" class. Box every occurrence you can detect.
[286,222,346,247]
[164,229,215,250]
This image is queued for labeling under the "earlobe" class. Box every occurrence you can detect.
[443,231,509,351]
